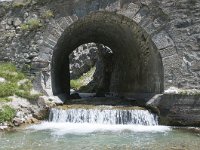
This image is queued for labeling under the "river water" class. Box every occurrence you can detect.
[0,106,200,150]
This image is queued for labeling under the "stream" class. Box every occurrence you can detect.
[0,105,200,150]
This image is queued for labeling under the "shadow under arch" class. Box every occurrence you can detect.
[51,11,164,101]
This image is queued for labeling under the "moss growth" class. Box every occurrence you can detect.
[20,19,43,31]
[0,105,15,123]
[42,10,54,19]
[70,67,95,90]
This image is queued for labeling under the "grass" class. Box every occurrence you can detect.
[0,105,15,123]
[70,67,95,90]
[0,63,25,82]
[0,62,41,102]
[0,83,17,97]
[15,91,41,101]
[0,97,12,102]
[20,19,43,31]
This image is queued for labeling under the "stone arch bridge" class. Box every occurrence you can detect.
[0,0,200,100]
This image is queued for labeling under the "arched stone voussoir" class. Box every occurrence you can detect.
[152,30,175,50]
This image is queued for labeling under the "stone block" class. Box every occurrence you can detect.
[152,31,174,49]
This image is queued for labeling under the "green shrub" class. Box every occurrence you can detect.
[18,80,33,91]
[42,10,54,19]
[0,83,17,97]
[0,62,41,100]
[20,19,43,31]
[12,2,25,8]
[0,105,15,123]
[15,91,41,101]
[70,80,83,90]
[12,0,32,8]
[0,97,12,102]
[70,67,95,90]
[0,63,25,82]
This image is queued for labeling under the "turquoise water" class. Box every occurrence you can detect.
[0,106,200,150]
[0,124,200,150]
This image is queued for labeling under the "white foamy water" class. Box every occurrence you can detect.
[49,108,158,125]
[29,122,171,135]
[0,0,12,1]
[28,107,171,135]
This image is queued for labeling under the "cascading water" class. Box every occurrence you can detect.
[49,107,158,126]
[29,105,170,135]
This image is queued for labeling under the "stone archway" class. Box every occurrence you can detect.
[51,11,164,100]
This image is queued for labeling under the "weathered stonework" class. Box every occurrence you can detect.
[146,93,200,126]
[0,0,199,97]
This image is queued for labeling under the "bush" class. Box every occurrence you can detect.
[42,10,54,19]
[0,63,25,82]
[0,83,17,97]
[0,105,15,123]
[20,19,43,31]
[0,62,41,100]
[70,67,95,90]
[0,97,12,102]
[15,91,41,101]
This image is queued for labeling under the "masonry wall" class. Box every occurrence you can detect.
[0,0,199,95]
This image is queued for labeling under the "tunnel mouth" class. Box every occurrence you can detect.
[51,11,164,102]
[69,42,114,95]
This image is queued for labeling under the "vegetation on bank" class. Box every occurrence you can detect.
[0,105,15,123]
[70,67,95,91]
[20,18,43,31]
[0,62,42,123]
[0,62,40,102]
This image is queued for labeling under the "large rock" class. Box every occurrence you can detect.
[146,93,200,126]
[69,43,98,79]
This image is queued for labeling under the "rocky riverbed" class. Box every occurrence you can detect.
[0,95,61,131]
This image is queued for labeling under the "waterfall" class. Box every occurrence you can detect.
[29,106,171,135]
[49,107,158,126]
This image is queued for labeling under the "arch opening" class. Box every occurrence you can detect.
[51,12,164,101]
[69,42,114,95]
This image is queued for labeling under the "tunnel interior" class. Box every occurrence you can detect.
[51,12,164,100]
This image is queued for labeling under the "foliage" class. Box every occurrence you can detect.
[0,63,25,82]
[12,0,31,8]
[0,105,15,123]
[0,97,12,102]
[12,2,25,8]
[0,83,17,97]
[0,62,41,101]
[42,10,54,19]
[20,19,43,31]
[70,67,95,90]
[15,91,41,101]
